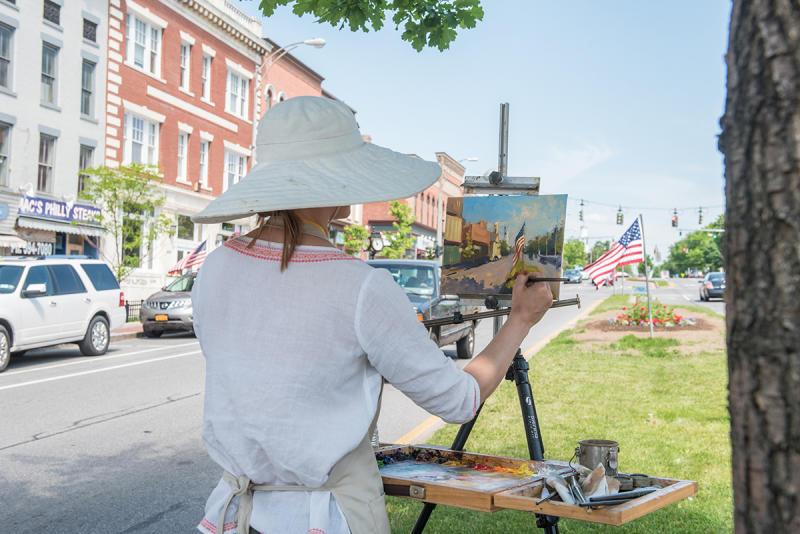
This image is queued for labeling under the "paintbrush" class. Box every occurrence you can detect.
[523,277,570,283]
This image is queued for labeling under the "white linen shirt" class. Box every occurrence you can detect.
[193,237,479,534]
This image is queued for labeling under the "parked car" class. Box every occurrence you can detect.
[0,256,126,372]
[366,259,478,359]
[699,272,726,301]
[564,268,582,284]
[139,273,197,337]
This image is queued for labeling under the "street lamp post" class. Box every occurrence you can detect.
[251,38,326,164]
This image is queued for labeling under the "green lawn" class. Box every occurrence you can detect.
[386,309,732,533]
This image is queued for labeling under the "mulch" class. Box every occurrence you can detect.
[590,317,714,332]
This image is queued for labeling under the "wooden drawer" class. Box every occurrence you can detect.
[494,475,698,525]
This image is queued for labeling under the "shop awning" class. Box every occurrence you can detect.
[0,234,26,248]
[17,216,105,237]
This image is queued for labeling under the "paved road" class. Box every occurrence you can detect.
[0,279,719,532]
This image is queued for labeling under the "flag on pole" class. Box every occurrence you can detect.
[583,219,644,287]
[511,223,526,268]
[169,240,207,275]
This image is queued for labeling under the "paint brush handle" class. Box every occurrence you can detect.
[524,277,570,283]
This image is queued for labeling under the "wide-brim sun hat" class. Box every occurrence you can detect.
[192,96,442,224]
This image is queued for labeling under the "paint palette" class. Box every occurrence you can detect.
[376,445,572,512]
[377,445,698,523]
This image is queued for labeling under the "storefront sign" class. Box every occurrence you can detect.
[11,241,54,256]
[18,196,101,223]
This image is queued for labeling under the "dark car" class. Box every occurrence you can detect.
[699,272,725,301]
[564,269,582,284]
[366,259,478,359]
[139,273,196,337]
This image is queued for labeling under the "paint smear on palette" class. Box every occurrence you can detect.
[379,460,539,491]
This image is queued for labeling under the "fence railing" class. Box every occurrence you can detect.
[125,300,143,323]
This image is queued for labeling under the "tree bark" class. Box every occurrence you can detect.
[719,1,800,532]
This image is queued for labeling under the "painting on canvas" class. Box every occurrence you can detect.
[441,195,568,299]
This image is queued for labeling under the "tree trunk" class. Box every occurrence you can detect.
[719,1,800,532]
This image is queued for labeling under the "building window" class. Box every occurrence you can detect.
[180,43,190,90]
[201,55,211,100]
[0,24,12,91]
[126,14,161,77]
[177,132,188,182]
[83,19,97,43]
[43,0,60,25]
[265,88,273,111]
[224,150,246,192]
[41,42,58,105]
[176,214,194,240]
[38,134,56,193]
[0,122,9,187]
[123,113,159,166]
[199,140,209,188]
[78,144,93,194]
[226,71,248,118]
[81,59,95,117]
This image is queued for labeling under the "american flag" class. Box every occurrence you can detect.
[168,240,207,275]
[511,223,526,267]
[583,219,644,288]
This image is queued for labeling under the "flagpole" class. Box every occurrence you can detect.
[639,214,655,339]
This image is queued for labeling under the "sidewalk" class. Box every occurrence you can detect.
[111,321,143,341]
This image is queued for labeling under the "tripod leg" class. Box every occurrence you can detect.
[507,349,560,534]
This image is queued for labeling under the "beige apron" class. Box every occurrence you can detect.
[216,394,390,534]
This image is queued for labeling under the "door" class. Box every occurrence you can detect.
[47,264,91,338]
[18,266,59,345]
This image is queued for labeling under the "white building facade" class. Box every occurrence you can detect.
[0,0,108,256]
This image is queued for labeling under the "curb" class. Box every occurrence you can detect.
[111,331,143,342]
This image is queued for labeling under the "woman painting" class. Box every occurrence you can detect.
[191,96,553,534]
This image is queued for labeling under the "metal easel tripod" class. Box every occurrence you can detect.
[410,296,560,534]
[410,103,561,533]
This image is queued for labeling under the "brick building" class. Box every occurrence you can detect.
[362,152,465,258]
[103,0,267,299]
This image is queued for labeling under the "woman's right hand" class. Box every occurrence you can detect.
[509,272,553,329]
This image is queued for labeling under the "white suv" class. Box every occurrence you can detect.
[0,257,127,372]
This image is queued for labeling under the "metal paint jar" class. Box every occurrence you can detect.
[575,439,620,476]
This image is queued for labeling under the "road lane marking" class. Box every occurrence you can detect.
[0,350,202,392]
[395,297,605,445]
[1,341,200,377]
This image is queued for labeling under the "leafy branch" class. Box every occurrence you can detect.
[258,0,484,51]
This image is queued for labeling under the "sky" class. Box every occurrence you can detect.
[236,0,732,261]
[462,195,568,240]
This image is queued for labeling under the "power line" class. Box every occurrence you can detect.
[570,197,725,212]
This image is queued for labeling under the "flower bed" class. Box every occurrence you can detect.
[609,297,696,327]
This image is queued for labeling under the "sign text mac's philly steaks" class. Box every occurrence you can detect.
[18,197,102,223]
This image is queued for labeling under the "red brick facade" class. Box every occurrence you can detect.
[105,0,265,196]
[258,38,324,119]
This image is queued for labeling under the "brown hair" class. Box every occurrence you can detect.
[247,210,301,272]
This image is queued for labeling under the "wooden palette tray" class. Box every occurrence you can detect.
[376,445,698,524]
[376,445,572,512]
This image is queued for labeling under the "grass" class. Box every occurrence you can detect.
[386,301,732,533]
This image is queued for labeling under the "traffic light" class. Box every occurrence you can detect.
[616,207,623,225]
[671,209,678,228]
[698,208,703,225]
[579,199,584,222]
